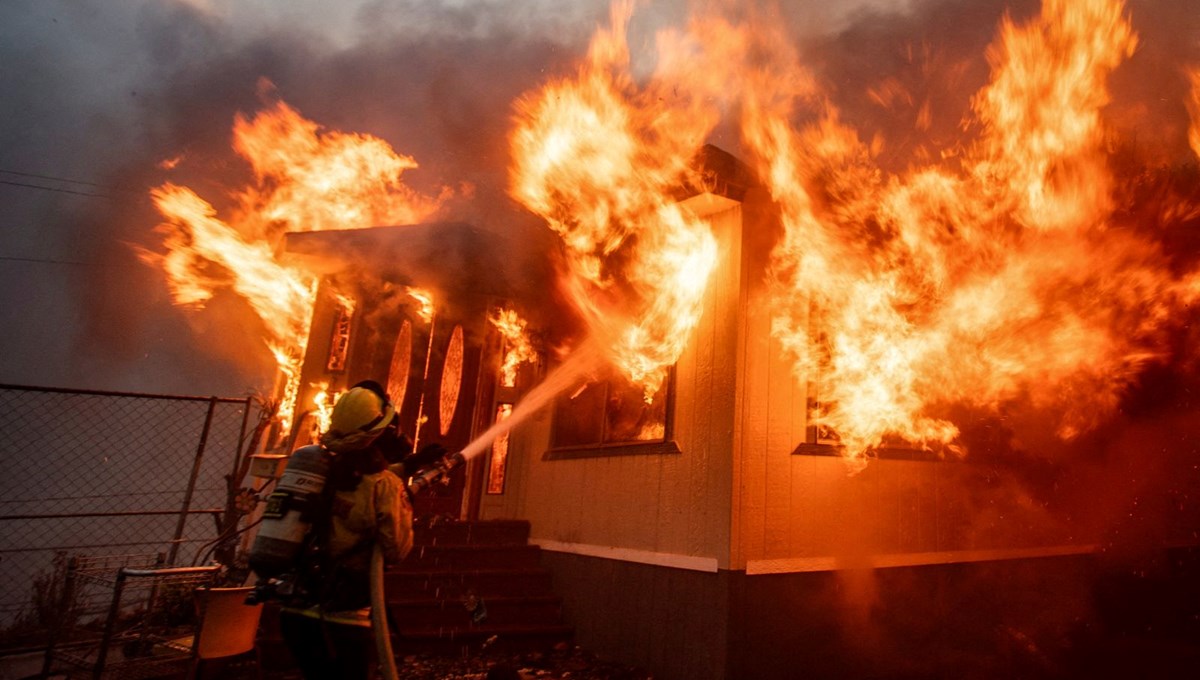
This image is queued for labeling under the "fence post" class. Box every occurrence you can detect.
[92,568,128,679]
[39,554,78,678]
[169,397,217,565]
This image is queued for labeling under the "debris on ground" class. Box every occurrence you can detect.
[393,645,653,680]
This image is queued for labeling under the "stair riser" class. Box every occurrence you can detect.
[414,524,531,546]
[389,520,570,658]
[398,547,543,571]
[391,630,573,656]
[390,601,563,628]
[386,573,553,599]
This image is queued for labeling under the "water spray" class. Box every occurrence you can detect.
[405,341,603,489]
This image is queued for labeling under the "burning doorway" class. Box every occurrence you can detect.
[281,221,551,519]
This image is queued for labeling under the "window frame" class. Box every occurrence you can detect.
[543,365,682,460]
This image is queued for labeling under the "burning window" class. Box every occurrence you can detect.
[805,377,841,448]
[804,321,840,448]
[486,403,513,494]
[386,320,413,409]
[439,324,464,436]
[552,366,671,449]
[325,301,354,373]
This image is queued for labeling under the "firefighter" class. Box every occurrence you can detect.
[277,380,413,680]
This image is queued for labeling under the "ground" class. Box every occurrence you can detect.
[259,645,652,680]
[392,645,652,680]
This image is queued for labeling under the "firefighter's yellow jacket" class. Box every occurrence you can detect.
[282,469,413,626]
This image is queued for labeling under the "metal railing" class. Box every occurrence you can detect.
[0,384,258,652]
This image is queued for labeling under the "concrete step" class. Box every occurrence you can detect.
[385,567,554,599]
[388,594,563,628]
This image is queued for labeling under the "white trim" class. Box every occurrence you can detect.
[535,538,720,573]
[745,543,1100,575]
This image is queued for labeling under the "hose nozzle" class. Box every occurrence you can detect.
[406,451,465,494]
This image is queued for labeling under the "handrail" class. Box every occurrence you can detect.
[119,565,220,579]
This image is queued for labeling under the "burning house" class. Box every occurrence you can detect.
[143,0,1200,677]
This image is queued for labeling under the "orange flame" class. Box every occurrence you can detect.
[510,0,720,399]
[147,94,447,434]
[406,287,435,323]
[490,308,537,388]
[487,403,514,494]
[719,0,1194,461]
[971,0,1137,233]
[309,382,345,444]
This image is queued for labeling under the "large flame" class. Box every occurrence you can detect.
[518,0,1198,462]
[729,0,1196,460]
[510,0,720,399]
[147,95,447,433]
[149,0,1199,467]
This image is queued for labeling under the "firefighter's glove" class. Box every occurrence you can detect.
[401,443,449,477]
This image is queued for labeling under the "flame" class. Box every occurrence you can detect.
[406,287,435,323]
[971,0,1137,233]
[148,184,316,431]
[490,308,537,388]
[487,403,514,494]
[309,382,344,443]
[714,0,1195,461]
[147,94,447,434]
[510,0,720,399]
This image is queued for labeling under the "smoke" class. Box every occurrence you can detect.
[0,0,607,394]
[0,0,1023,395]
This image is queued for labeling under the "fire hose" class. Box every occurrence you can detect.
[370,544,399,680]
[370,451,466,680]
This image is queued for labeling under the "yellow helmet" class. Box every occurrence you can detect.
[320,382,396,453]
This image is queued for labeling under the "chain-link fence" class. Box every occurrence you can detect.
[0,384,258,652]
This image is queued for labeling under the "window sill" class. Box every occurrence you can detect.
[791,443,946,462]
[543,440,683,460]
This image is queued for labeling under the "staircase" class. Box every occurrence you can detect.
[385,519,574,655]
